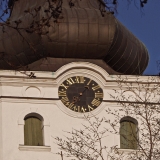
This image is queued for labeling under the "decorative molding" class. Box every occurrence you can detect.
[56,69,106,87]
[0,97,59,104]
[22,86,44,98]
[0,62,109,79]
[18,107,50,126]
[54,62,109,80]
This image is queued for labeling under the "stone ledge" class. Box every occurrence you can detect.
[19,145,51,152]
[118,148,138,153]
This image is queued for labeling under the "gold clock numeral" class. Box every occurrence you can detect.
[58,91,67,97]
[73,106,77,112]
[77,106,86,113]
[68,103,74,109]
[87,79,92,85]
[78,106,81,112]
[88,105,94,112]
[95,92,103,98]
[81,107,86,113]
[92,85,100,91]
[91,99,101,106]
[64,101,70,106]
[75,76,84,83]
[60,83,69,89]
[75,76,80,83]
[61,96,69,104]
[79,76,84,83]
[67,78,75,85]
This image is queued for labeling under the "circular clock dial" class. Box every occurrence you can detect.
[58,76,103,113]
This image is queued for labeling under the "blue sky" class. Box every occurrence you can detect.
[116,0,160,75]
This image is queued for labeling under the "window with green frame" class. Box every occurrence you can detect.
[120,116,138,149]
[24,116,43,146]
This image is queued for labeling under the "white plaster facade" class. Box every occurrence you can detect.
[0,62,158,160]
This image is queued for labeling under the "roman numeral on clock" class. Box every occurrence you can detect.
[92,85,100,91]
[88,105,94,112]
[61,96,69,104]
[58,91,67,97]
[79,76,84,83]
[60,83,69,89]
[75,76,80,83]
[68,103,74,109]
[87,79,92,85]
[67,78,75,85]
[91,99,101,106]
[77,106,86,113]
[81,107,86,113]
[95,92,103,98]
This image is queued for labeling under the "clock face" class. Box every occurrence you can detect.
[58,76,103,113]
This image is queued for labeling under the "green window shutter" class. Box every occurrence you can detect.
[120,121,137,149]
[24,117,43,146]
[120,122,127,149]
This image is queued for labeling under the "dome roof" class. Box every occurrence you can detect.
[0,0,149,75]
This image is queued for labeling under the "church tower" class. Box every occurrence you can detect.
[0,0,149,159]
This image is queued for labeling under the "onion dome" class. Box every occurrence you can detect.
[0,0,149,75]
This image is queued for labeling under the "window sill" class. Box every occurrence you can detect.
[118,148,138,153]
[19,145,51,152]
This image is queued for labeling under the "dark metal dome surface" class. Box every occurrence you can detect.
[0,0,149,75]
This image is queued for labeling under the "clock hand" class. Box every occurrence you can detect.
[72,96,80,104]
[85,86,89,89]
[72,86,89,103]
[79,86,89,96]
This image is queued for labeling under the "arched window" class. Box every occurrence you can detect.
[120,116,138,149]
[24,113,44,146]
